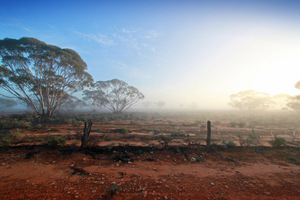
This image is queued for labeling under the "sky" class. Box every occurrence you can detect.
[1,0,300,110]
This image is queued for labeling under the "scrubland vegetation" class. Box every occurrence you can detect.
[0,110,299,148]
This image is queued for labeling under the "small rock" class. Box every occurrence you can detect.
[164,195,168,199]
[210,182,215,186]
[91,190,96,193]
[141,191,147,197]
[264,192,270,195]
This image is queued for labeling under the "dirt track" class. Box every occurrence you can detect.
[1,145,299,200]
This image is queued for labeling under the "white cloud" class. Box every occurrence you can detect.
[75,31,115,46]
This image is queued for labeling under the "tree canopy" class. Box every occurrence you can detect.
[0,97,17,110]
[229,90,275,111]
[0,37,93,117]
[83,79,144,113]
[285,81,300,113]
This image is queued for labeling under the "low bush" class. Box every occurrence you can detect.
[0,129,22,146]
[222,139,237,148]
[106,183,121,197]
[270,136,286,147]
[47,136,66,147]
[111,127,130,134]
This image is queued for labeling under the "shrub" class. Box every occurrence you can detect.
[0,129,22,146]
[153,129,160,135]
[238,135,246,147]
[86,136,102,147]
[229,121,237,127]
[222,139,237,148]
[270,136,286,147]
[72,120,82,127]
[111,128,130,134]
[106,183,121,197]
[47,136,66,147]
[159,135,172,146]
[171,130,185,137]
[246,129,260,146]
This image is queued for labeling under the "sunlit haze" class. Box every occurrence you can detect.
[1,0,300,110]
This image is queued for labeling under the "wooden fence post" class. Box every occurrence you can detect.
[206,120,211,146]
[81,121,93,148]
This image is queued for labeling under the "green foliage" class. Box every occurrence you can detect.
[0,118,32,130]
[171,130,185,137]
[83,79,144,113]
[72,120,82,127]
[0,129,22,146]
[47,136,66,147]
[0,37,93,117]
[86,136,102,147]
[222,139,237,148]
[246,129,260,146]
[286,157,299,165]
[0,97,17,109]
[107,143,115,151]
[270,136,286,147]
[195,156,205,162]
[238,135,246,147]
[111,127,130,134]
[106,183,121,197]
[159,135,172,146]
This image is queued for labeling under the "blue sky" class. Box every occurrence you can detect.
[1,0,300,109]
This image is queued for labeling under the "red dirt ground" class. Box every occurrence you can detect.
[0,145,299,200]
[0,120,299,199]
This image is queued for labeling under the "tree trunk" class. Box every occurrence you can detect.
[206,120,211,146]
[81,121,93,148]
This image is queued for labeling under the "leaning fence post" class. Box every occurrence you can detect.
[206,121,211,146]
[81,121,93,148]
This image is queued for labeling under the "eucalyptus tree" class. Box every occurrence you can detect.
[229,90,275,111]
[0,97,17,110]
[0,37,93,118]
[83,79,144,113]
[285,81,300,113]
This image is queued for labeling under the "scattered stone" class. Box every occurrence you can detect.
[210,182,215,186]
[141,191,147,197]
[91,189,96,193]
